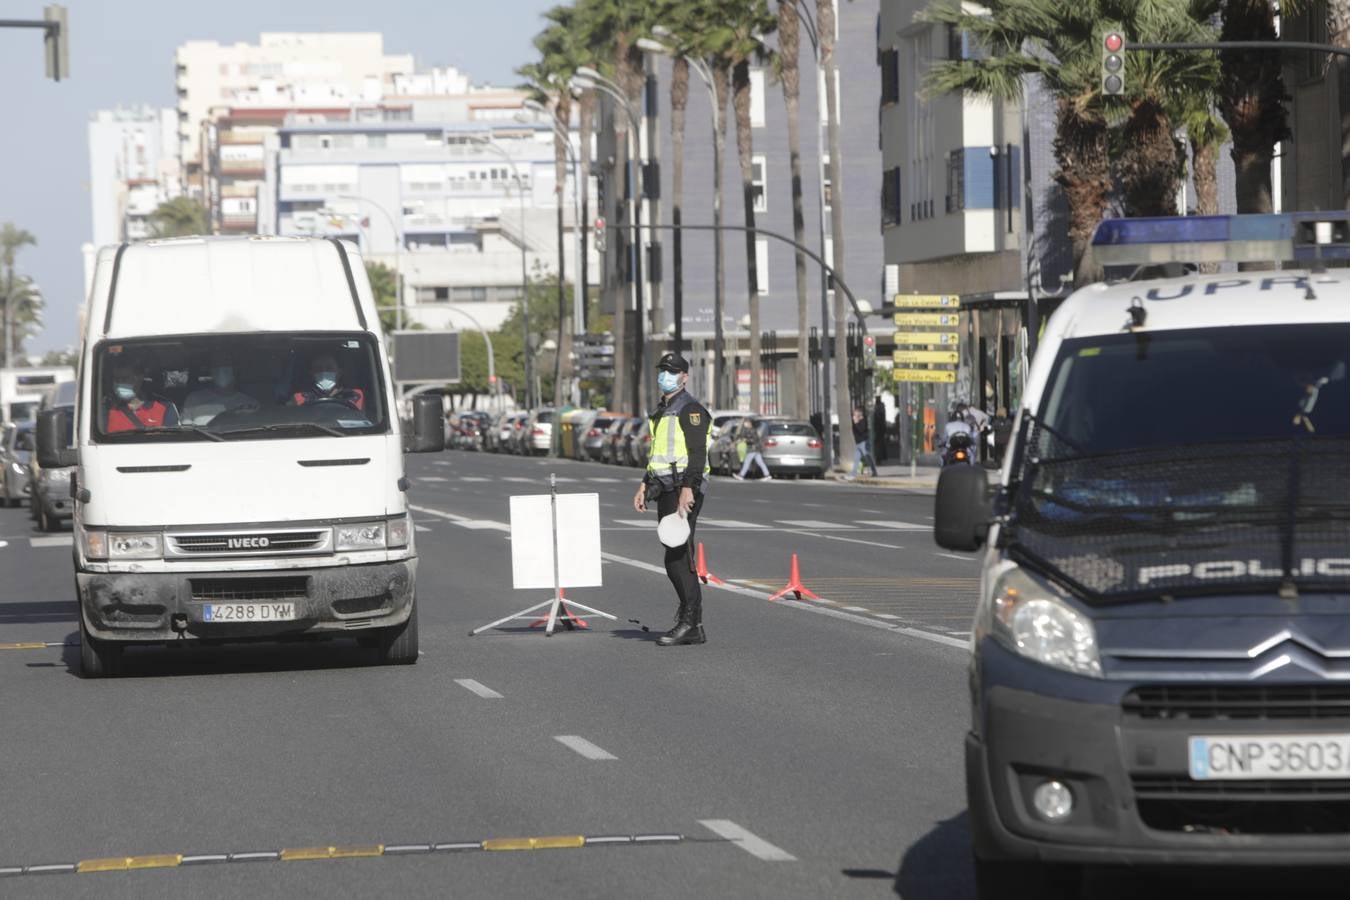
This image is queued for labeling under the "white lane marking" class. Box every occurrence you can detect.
[455,678,504,699]
[410,504,469,524]
[700,519,768,529]
[459,476,490,482]
[778,600,969,649]
[786,530,903,550]
[698,820,797,862]
[776,519,855,529]
[554,735,617,760]
[855,520,928,530]
[420,475,449,483]
[552,476,577,483]
[874,614,903,621]
[935,552,976,562]
[950,631,972,637]
[503,476,535,483]
[432,460,451,466]
[587,477,621,483]
[30,536,73,548]
[841,606,870,612]
[613,518,652,527]
[459,520,510,531]
[0,540,8,549]
[415,525,432,533]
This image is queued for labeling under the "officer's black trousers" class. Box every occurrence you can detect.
[656,488,704,620]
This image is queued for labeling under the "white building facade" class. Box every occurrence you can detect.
[87,106,181,248]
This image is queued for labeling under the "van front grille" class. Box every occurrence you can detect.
[166,528,332,557]
[190,577,308,604]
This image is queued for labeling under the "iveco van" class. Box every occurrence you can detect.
[39,236,416,677]
[936,213,1350,898]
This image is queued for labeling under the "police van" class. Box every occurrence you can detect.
[37,236,416,677]
[936,213,1350,895]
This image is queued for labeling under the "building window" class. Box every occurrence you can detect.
[880,48,899,105]
[752,155,767,212]
[451,286,488,302]
[946,149,965,213]
[906,33,935,221]
[750,68,766,128]
[755,240,769,295]
[416,286,450,303]
[882,167,902,227]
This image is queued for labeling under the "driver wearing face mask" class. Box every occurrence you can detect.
[291,354,365,410]
[182,352,260,425]
[103,358,180,433]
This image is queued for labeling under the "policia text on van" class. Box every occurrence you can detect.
[38,236,417,677]
[936,213,1350,898]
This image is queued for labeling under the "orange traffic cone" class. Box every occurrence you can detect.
[529,589,591,630]
[696,542,725,586]
[768,553,820,601]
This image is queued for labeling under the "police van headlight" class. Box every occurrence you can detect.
[386,515,410,549]
[108,532,163,560]
[335,522,386,551]
[982,564,1102,678]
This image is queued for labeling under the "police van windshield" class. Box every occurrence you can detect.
[1041,325,1350,452]
[91,333,387,443]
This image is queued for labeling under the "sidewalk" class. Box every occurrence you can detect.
[829,456,1003,491]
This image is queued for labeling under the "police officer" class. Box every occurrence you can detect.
[632,352,711,646]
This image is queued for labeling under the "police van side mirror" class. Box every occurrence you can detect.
[934,465,990,552]
[36,408,77,469]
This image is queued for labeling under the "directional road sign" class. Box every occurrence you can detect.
[893,331,959,346]
[892,294,960,309]
[893,312,960,327]
[893,368,956,383]
[894,349,959,365]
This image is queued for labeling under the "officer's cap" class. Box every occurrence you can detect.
[656,352,690,373]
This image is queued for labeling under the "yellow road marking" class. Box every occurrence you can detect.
[78,855,181,873]
[482,835,585,851]
[127,855,182,870]
[280,845,383,861]
[0,642,48,651]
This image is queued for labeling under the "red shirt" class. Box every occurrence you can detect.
[106,400,177,433]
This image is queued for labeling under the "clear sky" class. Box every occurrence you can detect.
[0,0,559,354]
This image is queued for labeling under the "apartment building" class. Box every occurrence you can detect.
[87,106,181,247]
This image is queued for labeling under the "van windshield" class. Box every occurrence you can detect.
[92,333,387,443]
[1011,325,1350,599]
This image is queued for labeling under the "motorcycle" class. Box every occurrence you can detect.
[942,431,975,467]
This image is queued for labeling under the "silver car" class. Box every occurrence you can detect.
[0,422,33,507]
[759,419,826,477]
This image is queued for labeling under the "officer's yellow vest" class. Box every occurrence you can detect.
[647,408,710,479]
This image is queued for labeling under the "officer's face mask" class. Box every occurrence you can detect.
[213,366,235,389]
[657,370,681,394]
[113,383,136,402]
[314,372,338,392]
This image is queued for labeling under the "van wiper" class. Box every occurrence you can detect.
[217,422,348,439]
[123,425,225,442]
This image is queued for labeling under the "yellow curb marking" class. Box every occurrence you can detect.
[280,845,383,861]
[78,854,182,873]
[0,642,48,651]
[482,835,585,852]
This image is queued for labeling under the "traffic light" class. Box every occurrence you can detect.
[863,334,876,366]
[43,5,68,81]
[1102,31,1125,97]
[593,216,607,253]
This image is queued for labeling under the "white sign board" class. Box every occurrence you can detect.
[509,493,603,590]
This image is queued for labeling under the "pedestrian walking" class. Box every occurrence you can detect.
[872,396,888,462]
[850,407,878,478]
[734,418,772,480]
[991,406,1013,467]
[632,352,712,647]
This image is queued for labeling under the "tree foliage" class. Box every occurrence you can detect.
[0,224,43,367]
[147,197,208,238]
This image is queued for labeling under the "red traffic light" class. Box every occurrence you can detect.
[1104,32,1123,53]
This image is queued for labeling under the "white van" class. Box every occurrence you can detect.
[38,236,417,677]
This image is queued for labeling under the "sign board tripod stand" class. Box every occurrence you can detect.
[470,474,613,637]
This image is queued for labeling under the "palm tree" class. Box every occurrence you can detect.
[147,197,208,237]
[0,224,37,368]
[775,0,811,421]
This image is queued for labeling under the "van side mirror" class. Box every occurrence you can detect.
[407,393,446,453]
[934,465,991,552]
[36,408,77,469]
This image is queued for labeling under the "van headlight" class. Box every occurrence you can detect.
[982,564,1102,677]
[386,514,410,549]
[335,522,386,551]
[108,532,163,560]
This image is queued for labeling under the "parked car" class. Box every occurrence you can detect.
[0,421,34,507]
[523,408,555,456]
[582,413,622,461]
[505,411,530,454]
[709,409,744,442]
[708,416,748,475]
[30,380,75,531]
[448,410,490,450]
[759,419,825,477]
[617,417,647,467]
[630,418,651,468]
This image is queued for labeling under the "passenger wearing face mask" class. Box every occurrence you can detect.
[182,353,260,425]
[103,359,180,433]
[291,354,365,410]
[633,352,712,646]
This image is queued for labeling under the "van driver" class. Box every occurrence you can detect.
[291,354,365,410]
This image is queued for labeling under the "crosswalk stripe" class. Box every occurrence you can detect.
[458,520,511,531]
[419,476,449,483]
[776,520,855,529]
[700,519,768,529]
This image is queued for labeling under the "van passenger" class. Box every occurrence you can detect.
[105,360,180,432]
[182,352,259,425]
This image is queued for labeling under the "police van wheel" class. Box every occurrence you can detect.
[973,857,1080,900]
[375,600,419,665]
[79,617,121,678]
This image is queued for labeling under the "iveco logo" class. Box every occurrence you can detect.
[227,537,271,549]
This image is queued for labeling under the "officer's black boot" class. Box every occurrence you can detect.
[657,596,706,646]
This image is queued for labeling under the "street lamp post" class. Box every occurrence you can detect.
[572,68,645,418]
[333,194,403,331]
[468,136,535,411]
[645,29,725,410]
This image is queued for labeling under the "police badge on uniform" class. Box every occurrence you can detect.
[689,413,701,426]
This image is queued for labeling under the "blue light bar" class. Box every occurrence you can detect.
[1091,213,1350,266]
